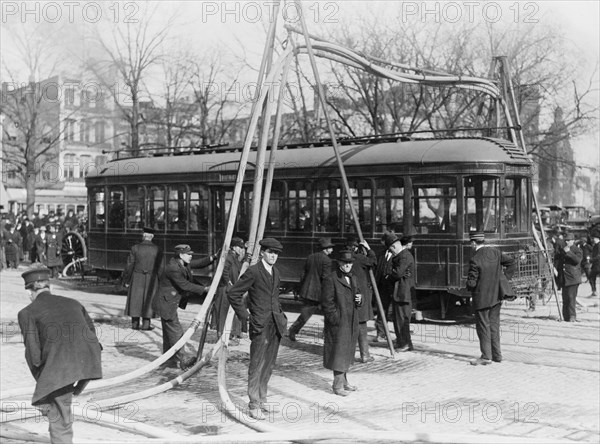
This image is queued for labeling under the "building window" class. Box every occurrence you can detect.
[64,119,75,141]
[64,153,76,180]
[95,121,105,143]
[80,120,90,143]
[65,87,75,106]
[79,155,92,177]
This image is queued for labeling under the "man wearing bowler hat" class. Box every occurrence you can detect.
[153,244,218,370]
[387,235,416,352]
[321,249,362,396]
[18,265,102,443]
[228,238,288,420]
[122,227,164,330]
[466,231,516,365]
[556,232,583,322]
[287,237,334,341]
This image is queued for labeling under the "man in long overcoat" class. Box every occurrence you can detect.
[288,237,334,341]
[152,244,217,370]
[466,231,516,365]
[18,266,102,443]
[387,235,416,351]
[321,249,362,397]
[556,232,583,322]
[374,232,397,342]
[588,233,600,297]
[345,237,377,362]
[45,224,63,277]
[216,237,246,341]
[4,224,22,269]
[228,238,287,420]
[123,227,163,330]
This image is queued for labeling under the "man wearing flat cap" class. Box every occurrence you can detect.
[18,265,102,443]
[122,227,164,330]
[321,249,362,396]
[556,232,582,322]
[216,237,247,343]
[228,237,288,420]
[153,244,218,370]
[466,231,516,365]
[287,237,334,342]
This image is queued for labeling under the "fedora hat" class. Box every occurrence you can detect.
[338,249,355,263]
[384,233,399,248]
[469,231,485,242]
[318,237,334,249]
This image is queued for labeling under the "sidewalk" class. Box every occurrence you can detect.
[1,267,599,443]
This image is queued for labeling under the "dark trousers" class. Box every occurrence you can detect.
[216,291,241,338]
[562,285,579,321]
[358,321,370,358]
[248,318,281,410]
[37,385,74,444]
[392,300,412,348]
[475,302,502,361]
[161,316,186,362]
[289,299,320,334]
[589,269,599,293]
[375,290,392,338]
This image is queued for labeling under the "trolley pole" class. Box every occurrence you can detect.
[294,0,396,357]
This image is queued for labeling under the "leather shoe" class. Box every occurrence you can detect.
[140,325,154,331]
[248,408,266,420]
[332,388,350,397]
[492,359,502,363]
[395,345,411,352]
[373,335,386,343]
[179,357,197,371]
[228,338,240,346]
[343,384,357,391]
[470,358,492,366]
[288,330,297,342]
[261,403,280,414]
[360,356,375,363]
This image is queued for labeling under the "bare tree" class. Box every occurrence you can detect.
[0,24,74,216]
[86,3,173,156]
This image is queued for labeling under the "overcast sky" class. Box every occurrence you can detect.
[1,1,598,168]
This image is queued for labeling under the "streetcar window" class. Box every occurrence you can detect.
[147,186,165,232]
[288,180,312,232]
[375,178,404,234]
[345,179,372,235]
[107,188,125,229]
[315,179,341,232]
[90,188,105,229]
[265,181,284,231]
[504,177,529,233]
[412,178,457,234]
[464,176,500,233]
[189,185,209,232]
[167,185,187,231]
[126,185,144,230]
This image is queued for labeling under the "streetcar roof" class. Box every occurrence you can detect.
[88,137,530,179]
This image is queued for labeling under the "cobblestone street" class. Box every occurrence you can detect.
[1,268,599,443]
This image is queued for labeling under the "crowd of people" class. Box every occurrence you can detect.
[0,209,86,274]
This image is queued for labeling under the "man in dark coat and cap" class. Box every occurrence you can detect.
[215,237,247,343]
[466,231,516,365]
[321,249,362,396]
[18,265,102,443]
[152,244,217,370]
[122,227,164,330]
[287,237,334,341]
[374,232,397,342]
[556,232,583,322]
[228,238,288,420]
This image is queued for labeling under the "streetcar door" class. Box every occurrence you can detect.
[211,186,252,247]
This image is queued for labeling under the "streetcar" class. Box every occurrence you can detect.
[85,136,552,318]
